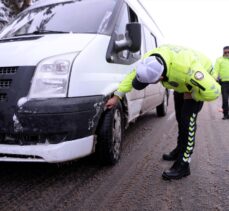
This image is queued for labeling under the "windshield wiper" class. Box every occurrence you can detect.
[14,30,69,36]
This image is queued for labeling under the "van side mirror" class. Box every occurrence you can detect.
[115,23,141,53]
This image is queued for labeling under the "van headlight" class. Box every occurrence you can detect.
[28,52,79,99]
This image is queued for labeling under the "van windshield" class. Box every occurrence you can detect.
[0,0,116,39]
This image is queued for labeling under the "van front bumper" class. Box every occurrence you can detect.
[0,96,106,145]
[0,135,95,163]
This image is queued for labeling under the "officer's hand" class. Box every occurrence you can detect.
[106,96,120,109]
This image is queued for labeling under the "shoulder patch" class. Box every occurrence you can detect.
[194,71,204,80]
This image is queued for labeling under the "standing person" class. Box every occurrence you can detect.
[106,44,221,180]
[213,46,229,119]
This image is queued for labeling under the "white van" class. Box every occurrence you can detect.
[0,0,168,164]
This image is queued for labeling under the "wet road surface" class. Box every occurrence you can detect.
[0,98,228,211]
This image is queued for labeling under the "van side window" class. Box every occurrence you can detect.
[114,4,129,39]
[129,7,138,22]
[107,3,141,64]
[143,26,157,53]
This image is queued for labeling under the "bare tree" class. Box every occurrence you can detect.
[20,0,33,10]
[0,0,34,30]
[12,0,33,12]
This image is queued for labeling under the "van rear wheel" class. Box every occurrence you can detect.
[96,103,124,165]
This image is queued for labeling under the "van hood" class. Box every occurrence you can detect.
[0,34,96,66]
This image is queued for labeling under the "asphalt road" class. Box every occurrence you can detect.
[0,97,228,211]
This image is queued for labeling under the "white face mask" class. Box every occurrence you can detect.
[224,52,229,58]
[223,49,229,58]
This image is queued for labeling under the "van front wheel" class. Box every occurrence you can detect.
[96,103,123,165]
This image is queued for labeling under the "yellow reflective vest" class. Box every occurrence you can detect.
[213,56,229,82]
[116,44,221,102]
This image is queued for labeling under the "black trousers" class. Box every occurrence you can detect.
[174,92,203,163]
[221,82,229,116]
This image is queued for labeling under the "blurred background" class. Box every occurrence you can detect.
[142,0,229,62]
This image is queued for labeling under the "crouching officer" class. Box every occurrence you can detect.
[106,44,221,180]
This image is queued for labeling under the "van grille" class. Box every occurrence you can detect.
[0,79,12,88]
[0,67,17,75]
[0,67,18,102]
[0,66,35,133]
[0,93,7,102]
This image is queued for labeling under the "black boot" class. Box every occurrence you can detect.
[162,147,180,161]
[162,160,190,180]
[222,115,229,120]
